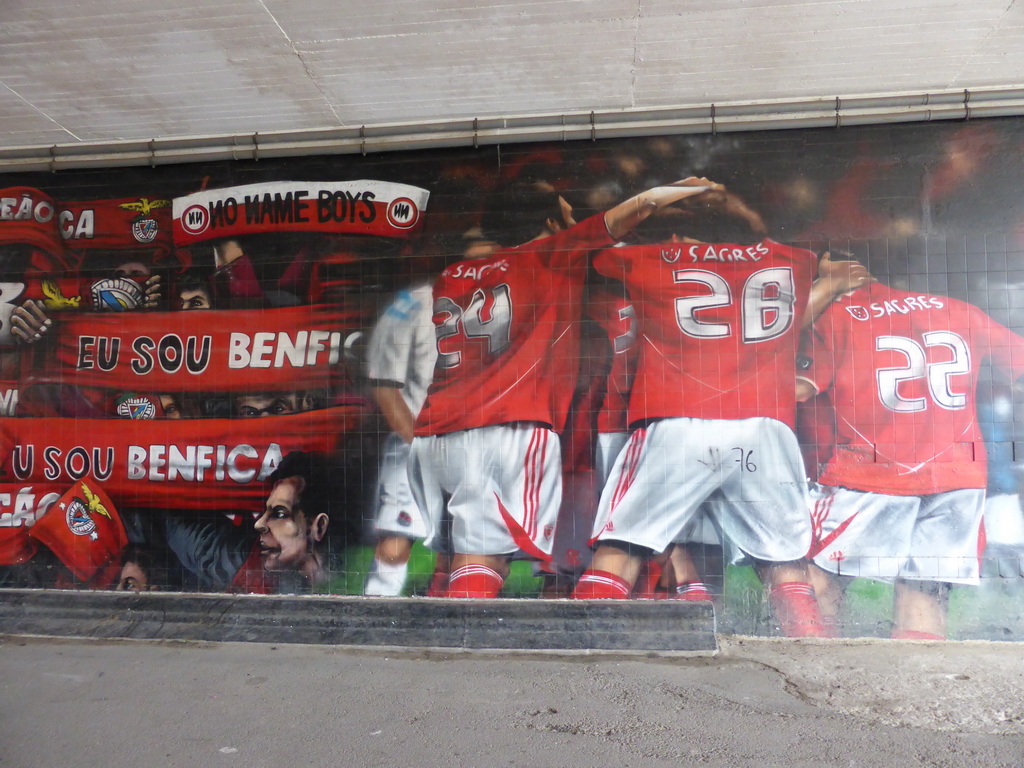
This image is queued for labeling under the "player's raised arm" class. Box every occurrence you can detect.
[604,177,723,240]
[801,251,875,328]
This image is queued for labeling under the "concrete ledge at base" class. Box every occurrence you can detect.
[0,589,716,653]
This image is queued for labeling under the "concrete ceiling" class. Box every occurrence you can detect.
[1,0,1023,151]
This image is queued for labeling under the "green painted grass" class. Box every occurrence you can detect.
[323,546,1024,640]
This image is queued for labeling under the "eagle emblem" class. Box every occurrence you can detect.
[119,198,170,244]
[41,279,82,310]
[80,482,112,520]
[118,198,170,217]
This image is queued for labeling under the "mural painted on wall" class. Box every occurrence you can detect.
[1,117,1023,642]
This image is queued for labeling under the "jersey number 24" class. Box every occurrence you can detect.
[433,284,512,369]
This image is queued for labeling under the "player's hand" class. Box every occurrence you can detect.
[9,300,52,345]
[692,188,769,238]
[609,178,724,239]
[643,177,724,214]
[817,251,874,295]
[213,239,245,269]
[141,274,162,309]
[795,378,818,402]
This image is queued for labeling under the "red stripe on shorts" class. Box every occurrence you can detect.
[611,427,646,511]
[522,428,547,539]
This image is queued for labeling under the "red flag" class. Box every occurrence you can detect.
[28,480,127,586]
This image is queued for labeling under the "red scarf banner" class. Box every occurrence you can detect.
[0,407,360,511]
[0,379,17,416]
[29,304,363,392]
[173,181,428,244]
[0,482,65,565]
[0,187,65,256]
[59,196,173,258]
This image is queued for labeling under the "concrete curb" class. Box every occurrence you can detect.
[0,589,717,653]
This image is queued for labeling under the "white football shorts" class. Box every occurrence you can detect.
[372,433,429,539]
[595,431,630,488]
[591,416,811,562]
[672,506,722,547]
[601,430,721,549]
[408,423,562,558]
[809,484,985,584]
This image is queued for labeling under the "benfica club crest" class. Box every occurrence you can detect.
[845,305,871,321]
[119,198,170,244]
[660,246,684,264]
[64,497,99,540]
[91,276,144,310]
[116,394,157,420]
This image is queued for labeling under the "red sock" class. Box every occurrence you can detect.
[446,564,504,598]
[674,581,713,602]
[633,560,665,599]
[572,570,631,599]
[768,582,827,638]
[892,629,945,641]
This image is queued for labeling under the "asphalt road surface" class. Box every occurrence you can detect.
[2,635,1023,767]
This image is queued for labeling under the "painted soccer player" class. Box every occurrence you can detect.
[572,190,868,636]
[586,282,713,600]
[797,278,1024,640]
[363,282,442,596]
[408,177,719,598]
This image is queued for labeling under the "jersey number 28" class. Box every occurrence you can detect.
[673,267,796,343]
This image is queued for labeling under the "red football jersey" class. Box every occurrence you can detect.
[593,239,817,427]
[585,285,638,434]
[415,214,614,436]
[802,282,1024,494]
